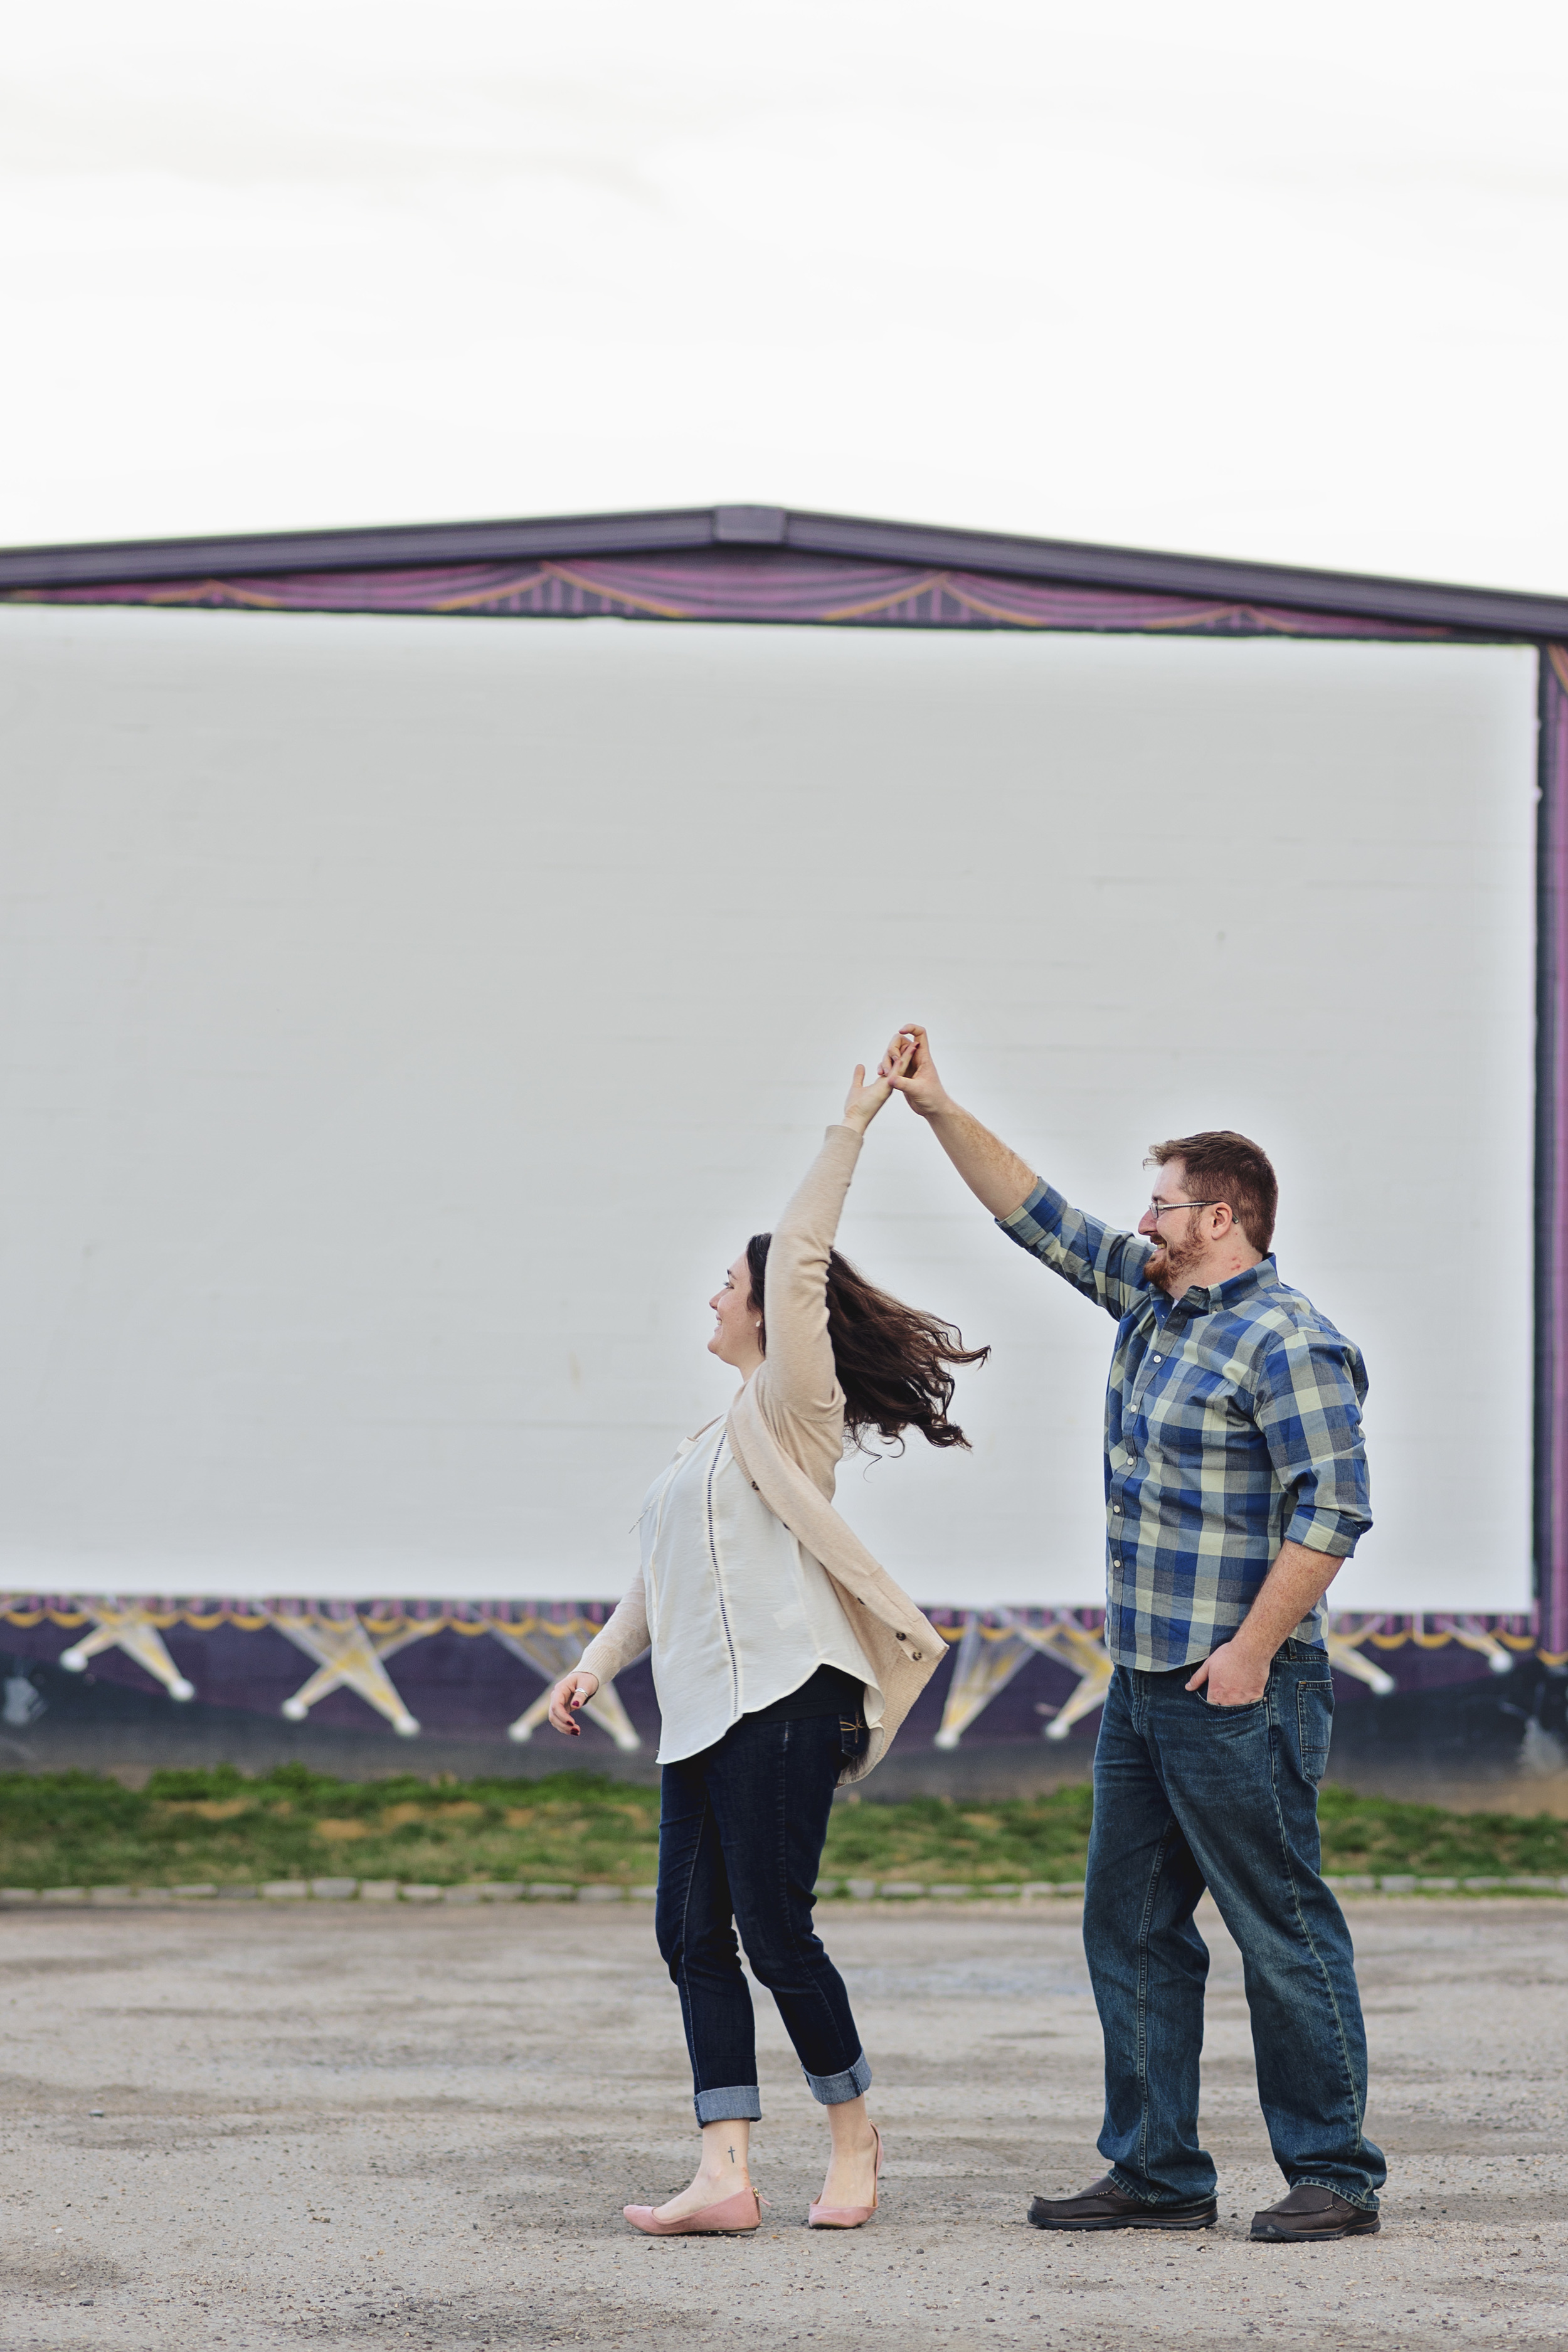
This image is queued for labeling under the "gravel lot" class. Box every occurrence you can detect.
[1,1894,1564,2351]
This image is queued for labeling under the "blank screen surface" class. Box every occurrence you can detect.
[0,607,1536,1612]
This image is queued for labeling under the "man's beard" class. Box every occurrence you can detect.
[1148,1217,1205,1296]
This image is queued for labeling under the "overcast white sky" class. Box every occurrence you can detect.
[7,1,1568,591]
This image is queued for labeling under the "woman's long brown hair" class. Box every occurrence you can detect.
[745,1234,989,1453]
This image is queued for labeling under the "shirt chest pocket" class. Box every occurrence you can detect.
[1143,1360,1253,1454]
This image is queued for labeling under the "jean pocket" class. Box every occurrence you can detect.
[1295,1678,1334,1783]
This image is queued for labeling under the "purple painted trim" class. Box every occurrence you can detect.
[4,502,1568,636]
[4,546,1461,640]
[1537,649,1568,1660]
[0,1597,1540,1645]
[0,1604,1551,1744]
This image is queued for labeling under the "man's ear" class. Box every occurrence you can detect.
[1209,1200,1234,1238]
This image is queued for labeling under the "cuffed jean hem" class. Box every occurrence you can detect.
[693,2085,763,2124]
[803,2052,872,2107]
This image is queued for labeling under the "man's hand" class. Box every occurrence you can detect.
[880,1024,953,1120]
[548,1670,600,1735]
[1185,1640,1270,1707]
[1185,1539,1344,1706]
[877,1023,1039,1219]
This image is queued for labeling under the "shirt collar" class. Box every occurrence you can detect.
[1161,1255,1279,1320]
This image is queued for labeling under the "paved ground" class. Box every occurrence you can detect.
[1,1895,1564,2351]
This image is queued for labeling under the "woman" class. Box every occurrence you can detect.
[548,1049,988,2236]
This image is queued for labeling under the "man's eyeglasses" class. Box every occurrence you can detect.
[1146,1199,1220,1221]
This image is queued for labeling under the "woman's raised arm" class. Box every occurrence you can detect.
[758,1049,909,1422]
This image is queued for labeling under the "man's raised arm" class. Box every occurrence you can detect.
[881,1025,1038,1219]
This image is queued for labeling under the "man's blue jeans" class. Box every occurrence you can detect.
[1085,1640,1385,2212]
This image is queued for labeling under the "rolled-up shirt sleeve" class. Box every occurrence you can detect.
[998,1182,1154,1323]
[1254,1328,1372,1557]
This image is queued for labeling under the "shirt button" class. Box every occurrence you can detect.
[1112,1505,1121,1514]
[1152,1353,1162,1364]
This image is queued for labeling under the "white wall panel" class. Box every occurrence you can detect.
[0,607,1535,1611]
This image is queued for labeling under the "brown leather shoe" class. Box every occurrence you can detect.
[1029,2175,1217,2232]
[1251,2186,1380,2242]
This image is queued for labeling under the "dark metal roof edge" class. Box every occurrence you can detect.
[0,508,721,590]
[3,502,1567,638]
[780,511,1568,637]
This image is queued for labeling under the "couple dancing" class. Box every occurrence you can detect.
[548,1029,1384,2245]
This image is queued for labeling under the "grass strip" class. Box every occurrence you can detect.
[0,1765,1565,1891]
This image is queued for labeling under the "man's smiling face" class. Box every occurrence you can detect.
[1138,1158,1211,1296]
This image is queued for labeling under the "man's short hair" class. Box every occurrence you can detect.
[1146,1130,1278,1255]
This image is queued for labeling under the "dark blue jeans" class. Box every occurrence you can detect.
[1085,1640,1385,2212]
[655,1707,871,2124]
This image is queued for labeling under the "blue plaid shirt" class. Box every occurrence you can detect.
[1000,1184,1371,1670]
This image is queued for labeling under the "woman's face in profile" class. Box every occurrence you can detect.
[708,1254,760,1367]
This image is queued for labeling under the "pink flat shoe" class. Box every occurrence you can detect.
[808,2122,883,2228]
[622,2186,763,2235]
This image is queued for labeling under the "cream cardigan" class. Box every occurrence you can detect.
[576,1123,946,1781]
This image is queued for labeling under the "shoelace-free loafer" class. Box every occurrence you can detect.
[1028,2175,1217,2231]
[1251,2186,1380,2241]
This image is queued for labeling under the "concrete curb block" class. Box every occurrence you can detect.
[3,1873,1562,1907]
[816,1880,1088,1902]
[1327,1875,1568,1895]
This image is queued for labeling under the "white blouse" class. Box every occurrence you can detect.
[640,1419,882,1766]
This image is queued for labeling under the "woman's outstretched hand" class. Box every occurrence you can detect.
[843,1039,913,1133]
[548,1669,600,1735]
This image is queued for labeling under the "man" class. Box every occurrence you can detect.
[886,1026,1384,2243]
